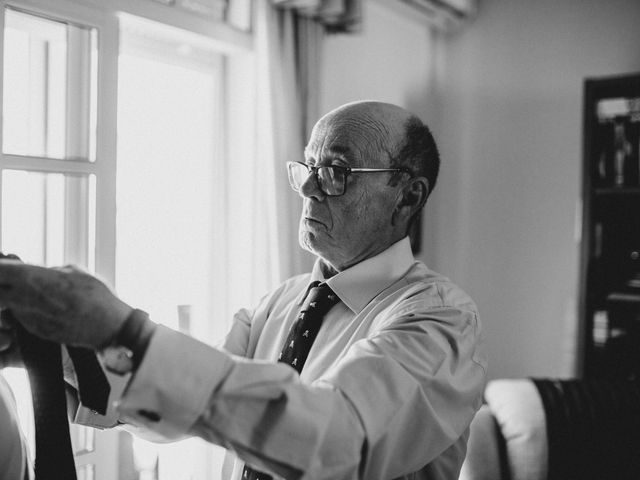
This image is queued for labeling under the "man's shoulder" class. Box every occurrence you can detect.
[397,262,478,315]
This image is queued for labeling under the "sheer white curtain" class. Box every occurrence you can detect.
[251,2,322,289]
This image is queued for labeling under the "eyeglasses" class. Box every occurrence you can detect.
[287,161,412,197]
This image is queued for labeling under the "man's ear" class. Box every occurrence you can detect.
[392,177,429,226]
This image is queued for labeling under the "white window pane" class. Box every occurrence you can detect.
[2,170,49,264]
[88,174,97,273]
[71,425,95,455]
[76,464,95,480]
[116,17,224,480]
[1,170,95,267]
[116,51,216,338]
[2,8,98,161]
[45,173,65,265]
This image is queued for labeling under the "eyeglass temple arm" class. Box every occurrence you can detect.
[349,168,412,173]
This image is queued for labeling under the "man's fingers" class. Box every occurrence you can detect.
[0,262,67,314]
[0,259,30,287]
[0,277,31,308]
[0,292,28,311]
[11,309,78,346]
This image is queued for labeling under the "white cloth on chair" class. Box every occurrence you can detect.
[0,373,30,480]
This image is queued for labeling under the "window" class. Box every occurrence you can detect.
[0,3,112,478]
[0,0,253,479]
[3,8,98,161]
[115,14,227,480]
[1,6,99,266]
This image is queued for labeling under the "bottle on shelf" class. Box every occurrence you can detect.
[612,121,632,187]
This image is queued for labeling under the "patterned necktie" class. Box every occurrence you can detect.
[10,311,110,480]
[243,282,340,480]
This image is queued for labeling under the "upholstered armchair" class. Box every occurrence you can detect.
[460,378,640,480]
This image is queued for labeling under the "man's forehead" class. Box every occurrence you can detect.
[304,141,355,160]
[304,118,377,163]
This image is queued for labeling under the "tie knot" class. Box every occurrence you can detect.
[303,282,339,313]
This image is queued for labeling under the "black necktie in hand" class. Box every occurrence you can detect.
[243,282,340,480]
[8,308,110,480]
[66,346,111,415]
[14,317,77,480]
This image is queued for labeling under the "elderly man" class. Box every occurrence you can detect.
[0,101,486,480]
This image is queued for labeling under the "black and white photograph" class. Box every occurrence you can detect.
[0,0,639,479]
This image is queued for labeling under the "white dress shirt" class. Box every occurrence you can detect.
[114,237,487,479]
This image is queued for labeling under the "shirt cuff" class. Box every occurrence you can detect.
[115,324,232,439]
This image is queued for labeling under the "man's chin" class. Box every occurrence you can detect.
[299,231,325,256]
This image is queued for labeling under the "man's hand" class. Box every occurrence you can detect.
[0,261,132,348]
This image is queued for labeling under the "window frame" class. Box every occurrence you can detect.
[0,0,254,478]
[0,2,119,477]
[0,0,252,287]
[0,0,119,283]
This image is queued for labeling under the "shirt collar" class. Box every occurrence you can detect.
[297,237,415,314]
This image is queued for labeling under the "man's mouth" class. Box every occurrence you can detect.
[303,216,325,227]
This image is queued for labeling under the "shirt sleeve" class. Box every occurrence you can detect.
[115,303,486,480]
[319,305,487,478]
[216,306,252,356]
[217,280,296,357]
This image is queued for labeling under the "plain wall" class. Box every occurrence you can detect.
[319,1,438,139]
[432,0,640,380]
[319,0,640,381]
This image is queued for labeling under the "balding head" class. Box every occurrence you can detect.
[310,101,413,167]
[310,101,440,196]
[294,101,439,271]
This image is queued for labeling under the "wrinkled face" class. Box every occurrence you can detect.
[298,110,402,271]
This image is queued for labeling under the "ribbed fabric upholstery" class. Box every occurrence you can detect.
[532,378,640,480]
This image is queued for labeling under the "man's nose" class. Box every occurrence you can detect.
[299,170,325,201]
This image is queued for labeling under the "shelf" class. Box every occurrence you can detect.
[581,73,640,379]
[607,291,640,304]
[594,187,640,196]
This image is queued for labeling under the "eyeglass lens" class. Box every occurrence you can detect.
[288,163,345,196]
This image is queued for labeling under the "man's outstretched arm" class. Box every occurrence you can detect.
[0,261,485,479]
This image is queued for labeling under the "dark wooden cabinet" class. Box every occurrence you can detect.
[580,73,640,379]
